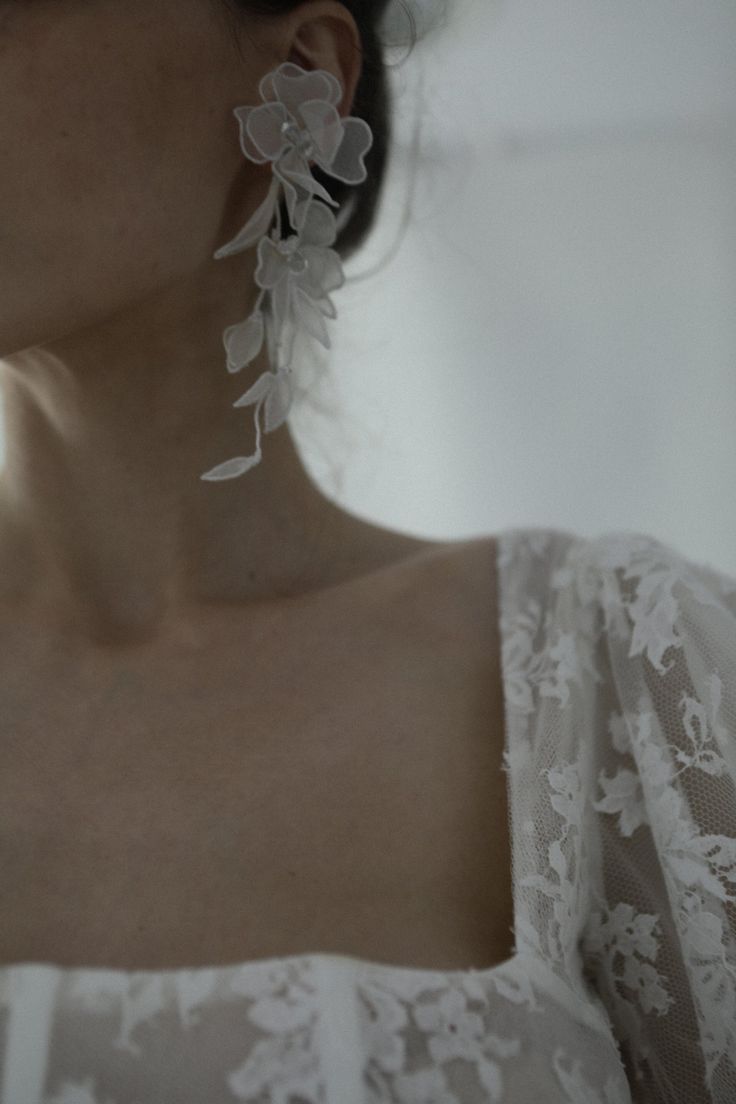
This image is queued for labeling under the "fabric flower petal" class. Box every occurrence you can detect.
[322,117,373,184]
[315,292,338,321]
[240,101,291,162]
[200,451,262,482]
[263,369,294,432]
[296,245,344,298]
[263,63,342,113]
[298,201,338,249]
[298,100,344,165]
[275,150,338,215]
[223,312,264,373]
[292,288,330,349]
[254,236,289,290]
[213,177,280,259]
[232,370,277,410]
[201,454,261,481]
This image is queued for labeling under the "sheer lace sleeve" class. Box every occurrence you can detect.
[578,533,736,1103]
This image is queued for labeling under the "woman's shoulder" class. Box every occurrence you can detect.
[496,524,736,628]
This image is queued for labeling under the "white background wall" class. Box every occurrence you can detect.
[295,0,736,576]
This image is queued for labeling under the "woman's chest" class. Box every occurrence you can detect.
[0,541,513,973]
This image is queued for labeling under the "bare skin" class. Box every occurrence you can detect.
[0,0,513,972]
[0,536,512,972]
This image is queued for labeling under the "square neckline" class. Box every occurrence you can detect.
[2,528,541,986]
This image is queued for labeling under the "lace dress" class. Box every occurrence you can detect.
[1,526,735,1104]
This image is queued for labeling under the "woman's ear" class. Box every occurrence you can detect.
[286,2,363,117]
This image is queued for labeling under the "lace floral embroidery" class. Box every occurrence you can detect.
[358,974,522,1103]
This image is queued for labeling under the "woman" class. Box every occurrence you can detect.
[0,2,733,1102]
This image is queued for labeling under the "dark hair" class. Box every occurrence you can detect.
[219,0,416,263]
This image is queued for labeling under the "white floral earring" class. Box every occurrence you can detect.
[201,61,374,483]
